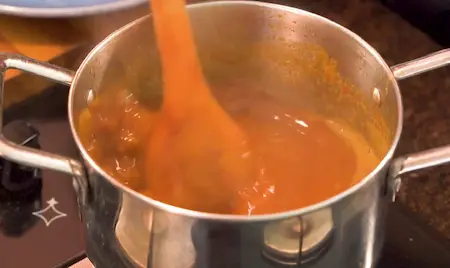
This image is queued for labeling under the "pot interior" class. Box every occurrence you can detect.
[70,1,400,210]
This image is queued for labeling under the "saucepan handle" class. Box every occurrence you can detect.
[0,53,88,204]
[388,48,450,201]
[391,48,450,80]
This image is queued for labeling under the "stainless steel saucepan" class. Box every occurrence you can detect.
[1,1,450,267]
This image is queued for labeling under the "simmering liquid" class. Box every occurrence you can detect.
[78,85,379,215]
[77,0,380,215]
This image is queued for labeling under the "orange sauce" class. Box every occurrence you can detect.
[77,0,380,215]
[78,86,379,215]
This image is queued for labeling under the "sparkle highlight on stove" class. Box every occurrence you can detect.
[32,197,67,227]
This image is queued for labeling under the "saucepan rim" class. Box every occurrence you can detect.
[68,0,403,222]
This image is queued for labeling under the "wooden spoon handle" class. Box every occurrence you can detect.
[150,0,208,104]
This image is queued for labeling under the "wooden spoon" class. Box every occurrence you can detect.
[145,0,255,213]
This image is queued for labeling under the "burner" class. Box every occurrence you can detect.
[0,120,42,237]
[262,208,333,266]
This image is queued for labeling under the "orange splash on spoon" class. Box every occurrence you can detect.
[145,0,256,213]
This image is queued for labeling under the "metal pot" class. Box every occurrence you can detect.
[1,1,450,268]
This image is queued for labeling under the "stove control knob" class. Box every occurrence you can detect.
[0,120,41,197]
[0,120,42,237]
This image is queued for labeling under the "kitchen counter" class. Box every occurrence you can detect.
[277,0,450,238]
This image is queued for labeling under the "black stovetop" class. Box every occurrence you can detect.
[1,86,450,268]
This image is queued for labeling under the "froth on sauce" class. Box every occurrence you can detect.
[78,86,380,215]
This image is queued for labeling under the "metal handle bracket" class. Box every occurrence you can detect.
[0,53,87,205]
[388,48,450,201]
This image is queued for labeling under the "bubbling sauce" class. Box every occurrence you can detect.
[77,0,380,215]
[78,86,380,215]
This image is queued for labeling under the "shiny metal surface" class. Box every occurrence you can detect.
[392,145,450,176]
[387,48,450,201]
[391,48,450,80]
[1,1,450,267]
